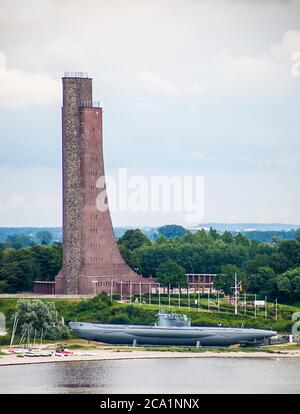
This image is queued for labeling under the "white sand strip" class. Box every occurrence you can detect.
[1,349,300,366]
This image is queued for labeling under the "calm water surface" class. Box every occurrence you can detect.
[0,358,300,394]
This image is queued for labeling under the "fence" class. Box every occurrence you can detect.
[114,288,280,320]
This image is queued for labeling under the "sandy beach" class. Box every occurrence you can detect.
[1,348,300,366]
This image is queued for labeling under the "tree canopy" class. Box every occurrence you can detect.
[1,226,300,304]
[157,224,188,239]
[0,244,62,293]
[156,260,186,288]
[15,299,70,340]
[117,229,151,250]
[36,230,53,245]
[118,228,300,303]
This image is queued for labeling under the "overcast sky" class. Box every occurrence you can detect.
[0,0,300,227]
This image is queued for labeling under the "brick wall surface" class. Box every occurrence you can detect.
[55,76,149,295]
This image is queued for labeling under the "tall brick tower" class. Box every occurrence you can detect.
[55,73,151,295]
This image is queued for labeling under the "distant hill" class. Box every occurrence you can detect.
[0,223,299,244]
[190,223,300,232]
[0,227,62,243]
[0,226,158,243]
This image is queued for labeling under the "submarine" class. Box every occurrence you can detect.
[69,311,277,347]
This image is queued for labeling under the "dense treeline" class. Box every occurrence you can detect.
[0,243,62,293]
[1,227,300,304]
[0,229,59,245]
[117,228,300,304]
[1,226,299,245]
[243,230,298,243]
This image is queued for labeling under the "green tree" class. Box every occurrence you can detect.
[5,234,34,249]
[191,229,209,244]
[247,266,276,296]
[31,244,62,281]
[270,252,291,274]
[1,248,39,293]
[157,225,188,239]
[117,229,151,250]
[214,264,247,295]
[118,245,140,273]
[244,254,271,274]
[277,267,300,302]
[214,265,236,295]
[294,228,300,242]
[271,236,282,244]
[117,229,150,272]
[36,230,53,245]
[234,232,250,246]
[208,227,219,241]
[15,299,70,340]
[222,231,234,244]
[0,280,8,293]
[277,240,300,269]
[0,244,62,293]
[156,260,186,289]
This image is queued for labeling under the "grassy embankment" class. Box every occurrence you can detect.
[0,294,299,346]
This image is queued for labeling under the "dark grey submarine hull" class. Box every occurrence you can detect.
[69,311,277,347]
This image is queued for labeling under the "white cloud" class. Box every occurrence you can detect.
[0,69,60,107]
[204,30,300,97]
[0,194,61,226]
[270,29,300,60]
[0,1,299,225]
[139,71,203,97]
[0,0,53,23]
[139,71,179,96]
[11,37,88,74]
[0,167,61,226]
[1,195,25,210]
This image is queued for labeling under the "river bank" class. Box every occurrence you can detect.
[1,347,300,366]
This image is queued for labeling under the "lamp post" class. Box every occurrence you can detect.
[265,296,267,319]
[92,280,98,296]
[208,289,210,312]
[129,281,132,304]
[158,283,161,309]
[231,273,242,315]
[139,282,142,305]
